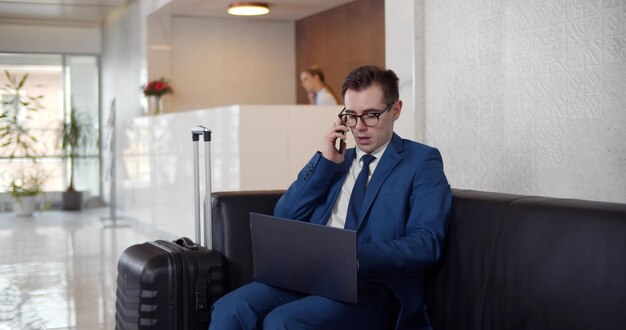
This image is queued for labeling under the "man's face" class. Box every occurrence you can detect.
[343,84,401,154]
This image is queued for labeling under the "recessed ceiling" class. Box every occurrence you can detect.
[0,0,126,26]
[0,0,354,26]
[158,0,354,21]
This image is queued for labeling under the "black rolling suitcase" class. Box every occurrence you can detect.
[115,126,225,330]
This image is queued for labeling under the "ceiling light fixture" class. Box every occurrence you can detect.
[228,2,270,16]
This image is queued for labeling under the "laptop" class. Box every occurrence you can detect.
[249,212,358,304]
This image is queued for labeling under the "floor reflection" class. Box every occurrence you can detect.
[0,209,154,330]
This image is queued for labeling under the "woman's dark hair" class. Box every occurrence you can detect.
[341,65,399,105]
[304,66,326,83]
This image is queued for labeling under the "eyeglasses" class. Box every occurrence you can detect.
[338,102,396,128]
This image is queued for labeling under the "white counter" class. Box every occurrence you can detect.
[119,105,348,238]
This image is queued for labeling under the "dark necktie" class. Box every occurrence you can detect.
[345,154,376,231]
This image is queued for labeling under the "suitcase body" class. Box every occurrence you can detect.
[116,126,225,329]
[115,239,224,329]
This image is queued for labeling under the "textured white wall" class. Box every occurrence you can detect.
[424,0,626,203]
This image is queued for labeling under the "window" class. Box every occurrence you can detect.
[0,53,100,201]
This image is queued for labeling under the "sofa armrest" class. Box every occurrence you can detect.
[211,190,285,292]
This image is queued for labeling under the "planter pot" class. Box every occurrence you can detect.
[62,191,83,210]
[13,196,38,217]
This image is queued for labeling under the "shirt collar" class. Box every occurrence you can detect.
[355,141,390,163]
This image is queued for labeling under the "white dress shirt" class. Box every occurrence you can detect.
[327,142,390,228]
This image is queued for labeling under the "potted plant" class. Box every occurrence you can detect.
[1,70,44,158]
[1,70,47,215]
[59,108,93,210]
[8,169,47,217]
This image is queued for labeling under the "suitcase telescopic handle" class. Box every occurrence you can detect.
[191,126,211,142]
[191,126,213,248]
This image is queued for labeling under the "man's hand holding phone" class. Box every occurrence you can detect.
[322,119,349,164]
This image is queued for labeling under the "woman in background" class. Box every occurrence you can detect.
[300,66,340,105]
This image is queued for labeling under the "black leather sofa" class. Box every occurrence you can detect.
[211,189,626,330]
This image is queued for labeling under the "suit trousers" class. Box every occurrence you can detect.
[209,281,395,330]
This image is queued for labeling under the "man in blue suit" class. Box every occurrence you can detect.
[210,65,451,330]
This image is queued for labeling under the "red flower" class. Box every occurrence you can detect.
[143,78,173,97]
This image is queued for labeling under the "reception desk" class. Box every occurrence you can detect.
[119,105,347,238]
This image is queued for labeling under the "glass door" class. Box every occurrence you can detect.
[0,53,100,207]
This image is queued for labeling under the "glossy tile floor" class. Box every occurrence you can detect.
[0,209,157,330]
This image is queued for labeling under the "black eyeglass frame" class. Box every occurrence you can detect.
[338,101,397,128]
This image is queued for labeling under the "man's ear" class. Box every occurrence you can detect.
[393,100,403,120]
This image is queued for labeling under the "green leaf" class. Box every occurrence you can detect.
[17,73,28,89]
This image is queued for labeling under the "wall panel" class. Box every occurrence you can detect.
[170,17,295,111]
[296,0,385,104]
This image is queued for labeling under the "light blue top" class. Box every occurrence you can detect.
[315,87,338,105]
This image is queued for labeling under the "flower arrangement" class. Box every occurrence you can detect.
[143,78,173,97]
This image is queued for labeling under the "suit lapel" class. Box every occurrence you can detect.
[355,134,404,231]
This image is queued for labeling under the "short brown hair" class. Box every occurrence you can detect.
[341,65,399,105]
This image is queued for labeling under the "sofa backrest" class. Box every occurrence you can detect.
[211,189,626,329]
[425,189,526,329]
[427,189,626,330]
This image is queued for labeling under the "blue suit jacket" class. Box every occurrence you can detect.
[274,133,452,330]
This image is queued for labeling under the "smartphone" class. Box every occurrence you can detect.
[335,130,346,153]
